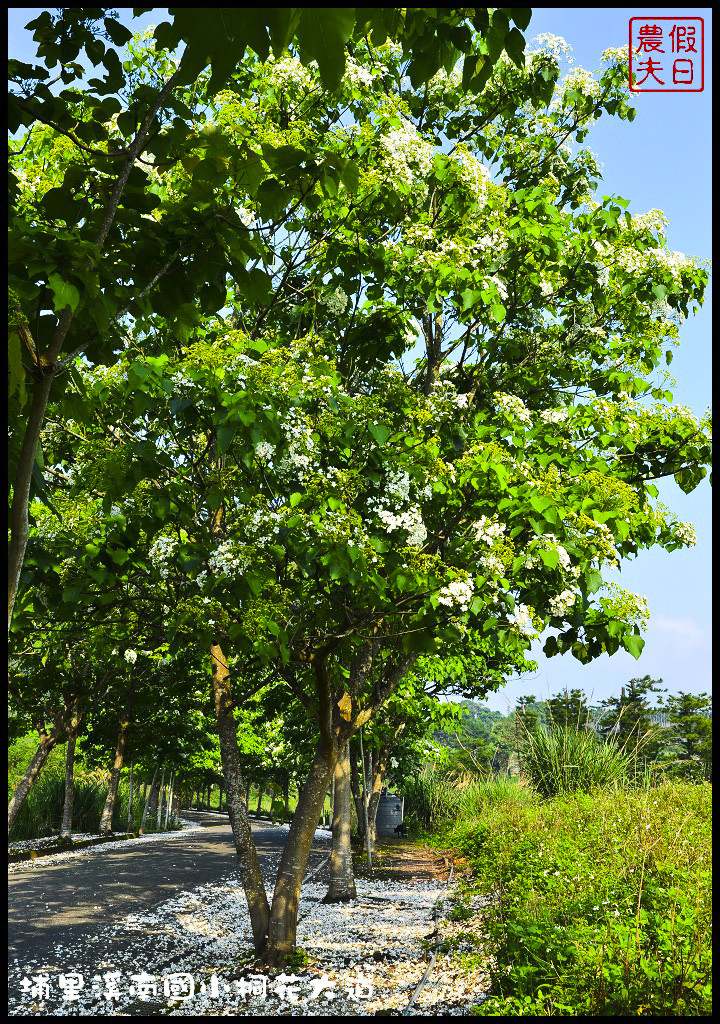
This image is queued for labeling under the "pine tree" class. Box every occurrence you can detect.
[597,676,666,764]
[546,688,592,731]
[659,692,712,781]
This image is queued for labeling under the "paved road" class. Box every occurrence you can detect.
[8,811,330,968]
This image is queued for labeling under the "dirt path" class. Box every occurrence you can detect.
[364,836,457,883]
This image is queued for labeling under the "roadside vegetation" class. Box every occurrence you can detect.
[411,715,711,1016]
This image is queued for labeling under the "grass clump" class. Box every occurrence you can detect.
[519,721,639,798]
[402,764,538,834]
[448,780,711,1016]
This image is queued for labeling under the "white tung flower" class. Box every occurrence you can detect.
[376,506,427,547]
[437,578,474,612]
[549,589,576,616]
[510,603,536,635]
[344,58,375,90]
[674,521,697,546]
[473,516,506,546]
[494,391,533,427]
[323,286,349,316]
[124,649,138,665]
[255,440,274,462]
[539,408,568,425]
[380,119,435,188]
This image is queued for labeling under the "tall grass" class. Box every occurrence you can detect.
[8,773,166,842]
[401,763,538,832]
[518,721,640,797]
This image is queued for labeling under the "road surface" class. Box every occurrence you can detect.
[8,811,330,968]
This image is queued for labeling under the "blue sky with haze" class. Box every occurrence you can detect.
[8,8,711,713]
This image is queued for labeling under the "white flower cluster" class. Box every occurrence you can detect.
[380,119,435,188]
[674,520,697,546]
[628,209,668,235]
[323,286,349,316]
[473,515,506,546]
[523,534,580,582]
[149,534,177,578]
[601,45,630,66]
[531,33,572,59]
[587,521,619,566]
[454,146,492,201]
[278,448,318,481]
[494,391,533,427]
[171,371,193,393]
[245,506,284,548]
[478,552,505,577]
[376,506,427,547]
[510,603,536,636]
[344,58,375,90]
[255,440,274,462]
[548,588,576,616]
[385,467,411,502]
[558,67,601,99]
[265,55,314,94]
[437,578,474,612]
[235,206,256,228]
[277,408,319,482]
[124,649,138,665]
[208,540,251,578]
[487,275,508,302]
[539,408,568,424]
[649,247,696,283]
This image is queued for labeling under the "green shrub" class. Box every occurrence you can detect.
[442,780,711,1016]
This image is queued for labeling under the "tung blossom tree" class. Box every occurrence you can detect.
[9,30,711,962]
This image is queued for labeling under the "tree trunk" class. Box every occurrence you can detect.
[349,739,364,841]
[256,783,264,817]
[60,711,82,839]
[266,736,340,964]
[324,742,356,903]
[140,763,161,833]
[366,745,390,853]
[211,642,270,953]
[218,781,223,812]
[8,720,63,835]
[157,765,167,827]
[99,699,131,834]
[164,772,174,827]
[8,369,55,633]
[283,777,290,820]
[126,760,134,832]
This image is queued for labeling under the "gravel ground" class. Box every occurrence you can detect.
[8,825,497,1016]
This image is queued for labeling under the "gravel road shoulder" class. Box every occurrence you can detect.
[8,826,497,1016]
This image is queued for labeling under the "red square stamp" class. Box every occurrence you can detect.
[628,17,704,92]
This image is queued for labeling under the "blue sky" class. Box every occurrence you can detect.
[9,9,712,713]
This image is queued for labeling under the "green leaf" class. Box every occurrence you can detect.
[217,422,236,453]
[340,159,360,193]
[296,8,355,89]
[621,633,645,659]
[47,273,80,313]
